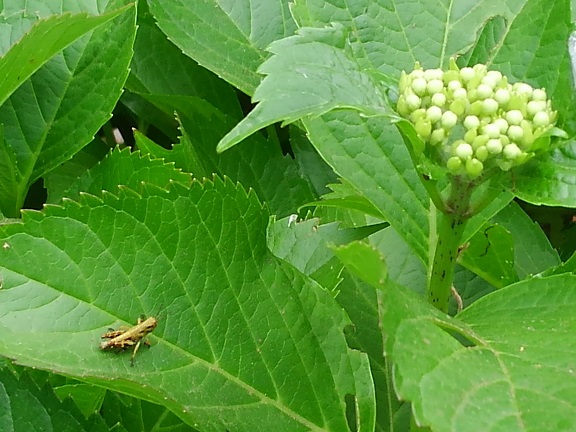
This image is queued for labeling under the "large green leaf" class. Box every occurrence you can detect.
[384,273,576,431]
[0,162,374,431]
[0,1,136,217]
[147,0,297,95]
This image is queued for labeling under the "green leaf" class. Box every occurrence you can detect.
[44,138,112,204]
[0,3,137,216]
[0,367,111,432]
[383,273,576,431]
[147,0,297,95]
[333,241,388,290]
[267,217,407,432]
[217,24,391,153]
[459,224,517,288]
[0,6,130,107]
[506,141,576,207]
[303,114,431,263]
[61,147,193,201]
[491,201,560,279]
[0,172,375,431]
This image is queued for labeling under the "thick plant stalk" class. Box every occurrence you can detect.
[427,179,471,313]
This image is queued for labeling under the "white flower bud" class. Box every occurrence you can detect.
[424,68,443,81]
[494,88,511,105]
[460,67,475,83]
[426,106,443,123]
[533,111,550,127]
[411,77,427,96]
[410,69,425,79]
[493,118,509,134]
[431,92,446,107]
[485,70,503,83]
[532,88,547,101]
[505,110,523,125]
[464,115,480,130]
[483,123,501,138]
[527,100,546,117]
[514,82,533,98]
[477,84,493,99]
[503,143,522,159]
[453,88,467,99]
[507,125,524,141]
[426,79,444,94]
[406,94,421,111]
[482,98,499,115]
[456,142,473,159]
[447,80,462,92]
[486,138,503,154]
[441,110,458,129]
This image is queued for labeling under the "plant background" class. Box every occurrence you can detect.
[0,1,575,432]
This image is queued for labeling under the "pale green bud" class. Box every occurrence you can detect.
[472,134,490,150]
[449,99,467,117]
[475,146,488,161]
[447,156,462,173]
[464,128,477,144]
[430,128,446,145]
[410,108,426,122]
[415,118,432,139]
[466,158,484,178]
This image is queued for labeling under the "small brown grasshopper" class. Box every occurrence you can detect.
[100,316,158,366]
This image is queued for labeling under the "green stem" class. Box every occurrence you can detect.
[428,178,472,313]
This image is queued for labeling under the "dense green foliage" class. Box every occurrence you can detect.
[0,1,575,432]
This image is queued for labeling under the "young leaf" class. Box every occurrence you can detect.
[217,24,391,153]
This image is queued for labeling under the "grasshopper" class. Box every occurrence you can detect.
[100,316,158,366]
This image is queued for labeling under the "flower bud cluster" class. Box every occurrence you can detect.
[397,60,557,178]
